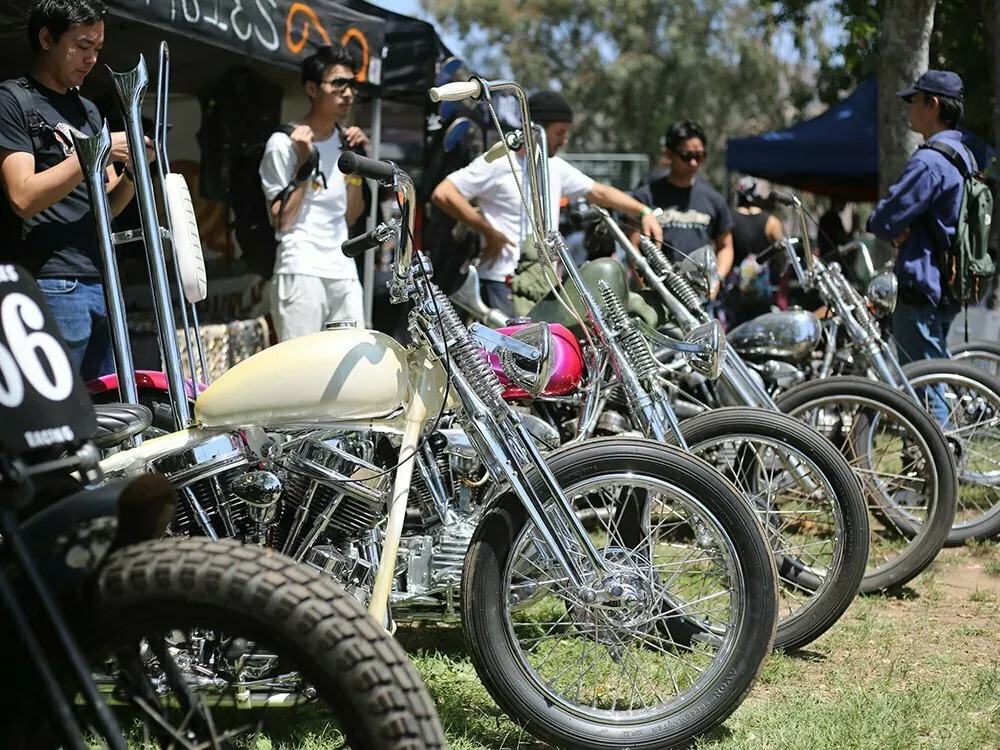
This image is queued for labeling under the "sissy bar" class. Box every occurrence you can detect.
[153,42,209,388]
[109,54,200,431]
[73,125,141,420]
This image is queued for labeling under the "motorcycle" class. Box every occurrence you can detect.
[450,134,869,650]
[0,263,445,749]
[729,191,1000,544]
[96,75,780,749]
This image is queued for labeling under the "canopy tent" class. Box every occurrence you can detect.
[341,0,452,104]
[0,0,386,92]
[726,79,994,202]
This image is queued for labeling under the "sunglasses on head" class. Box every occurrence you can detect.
[323,77,359,94]
[675,149,706,163]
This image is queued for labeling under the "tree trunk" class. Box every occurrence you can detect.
[877,0,937,197]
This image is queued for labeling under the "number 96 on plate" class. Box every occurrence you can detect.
[0,264,97,454]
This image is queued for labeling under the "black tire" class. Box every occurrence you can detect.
[84,538,445,750]
[901,358,1000,543]
[952,340,1000,381]
[675,408,868,651]
[776,377,957,593]
[462,436,778,750]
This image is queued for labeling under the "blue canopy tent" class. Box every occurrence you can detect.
[726,79,994,201]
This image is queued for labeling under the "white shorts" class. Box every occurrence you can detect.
[270,274,365,342]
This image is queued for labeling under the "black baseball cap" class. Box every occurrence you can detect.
[897,70,964,101]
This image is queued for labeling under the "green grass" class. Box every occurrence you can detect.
[110,545,1000,750]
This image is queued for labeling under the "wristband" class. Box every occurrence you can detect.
[640,206,654,217]
[122,168,133,184]
[346,175,363,187]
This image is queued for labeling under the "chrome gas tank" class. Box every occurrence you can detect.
[196,328,424,428]
[728,309,823,363]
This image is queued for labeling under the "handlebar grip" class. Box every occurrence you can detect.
[570,206,605,227]
[769,190,797,206]
[337,152,396,184]
[483,139,509,164]
[342,227,384,259]
[755,239,785,264]
[429,79,483,103]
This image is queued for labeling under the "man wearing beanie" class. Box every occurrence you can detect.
[431,89,662,317]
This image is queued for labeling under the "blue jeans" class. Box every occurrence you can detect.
[891,300,957,426]
[38,278,114,382]
[482,279,515,319]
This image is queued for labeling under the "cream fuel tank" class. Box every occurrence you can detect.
[195,327,444,429]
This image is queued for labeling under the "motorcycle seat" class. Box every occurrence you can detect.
[92,403,153,449]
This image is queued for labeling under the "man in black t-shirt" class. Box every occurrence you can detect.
[0,0,149,380]
[632,120,734,299]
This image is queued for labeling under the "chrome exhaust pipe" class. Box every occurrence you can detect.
[110,55,192,430]
[73,124,141,424]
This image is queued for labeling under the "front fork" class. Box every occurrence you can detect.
[455,380,609,589]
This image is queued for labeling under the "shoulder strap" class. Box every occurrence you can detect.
[0,76,46,140]
[919,140,970,178]
[69,88,101,134]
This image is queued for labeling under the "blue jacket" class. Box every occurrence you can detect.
[866,129,975,307]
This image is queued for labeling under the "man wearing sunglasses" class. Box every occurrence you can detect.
[259,44,369,341]
[631,120,734,298]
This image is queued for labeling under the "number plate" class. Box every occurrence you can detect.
[0,264,96,453]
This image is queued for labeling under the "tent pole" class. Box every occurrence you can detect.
[364,95,383,329]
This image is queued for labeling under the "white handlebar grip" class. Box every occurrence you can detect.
[429,80,482,103]
[483,138,509,163]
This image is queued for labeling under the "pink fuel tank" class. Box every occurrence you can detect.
[487,323,585,400]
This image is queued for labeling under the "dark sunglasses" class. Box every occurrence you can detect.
[675,149,707,163]
[322,77,359,94]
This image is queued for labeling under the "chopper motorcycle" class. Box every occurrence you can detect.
[447,127,868,650]
[725,191,1000,545]
[95,73,780,750]
[0,262,445,750]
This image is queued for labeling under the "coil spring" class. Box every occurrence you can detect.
[427,283,504,408]
[638,236,672,276]
[598,281,660,380]
[832,267,881,339]
[637,237,705,317]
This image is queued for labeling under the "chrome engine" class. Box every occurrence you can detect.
[148,423,496,618]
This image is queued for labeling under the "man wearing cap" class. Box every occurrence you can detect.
[867,70,974,364]
[431,90,662,317]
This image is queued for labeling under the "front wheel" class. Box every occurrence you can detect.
[35,538,445,750]
[776,377,957,593]
[675,408,869,652]
[462,437,778,750]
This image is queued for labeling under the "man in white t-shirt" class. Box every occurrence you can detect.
[431,90,663,317]
[259,45,369,341]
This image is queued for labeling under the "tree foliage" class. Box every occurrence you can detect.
[758,0,995,141]
[421,0,824,182]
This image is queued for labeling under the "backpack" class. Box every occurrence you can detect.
[0,76,100,250]
[919,141,996,305]
[228,124,324,280]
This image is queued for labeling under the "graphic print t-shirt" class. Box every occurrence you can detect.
[633,176,732,259]
[0,76,103,278]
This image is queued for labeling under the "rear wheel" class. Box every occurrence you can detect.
[776,377,957,593]
[462,437,778,750]
[952,340,1000,381]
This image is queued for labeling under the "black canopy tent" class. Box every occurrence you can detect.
[0,0,386,94]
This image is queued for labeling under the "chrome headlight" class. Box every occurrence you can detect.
[683,320,727,380]
[499,321,554,397]
[866,271,898,317]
